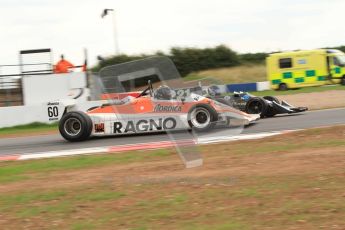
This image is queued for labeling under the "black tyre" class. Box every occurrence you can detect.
[278,83,288,91]
[341,76,345,86]
[59,111,93,142]
[188,104,218,132]
[245,97,268,117]
[262,96,279,117]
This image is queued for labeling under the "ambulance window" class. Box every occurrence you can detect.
[279,58,292,68]
[333,57,341,66]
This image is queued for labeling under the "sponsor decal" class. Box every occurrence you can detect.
[193,96,201,101]
[234,102,247,107]
[47,106,59,121]
[47,102,59,106]
[154,104,182,112]
[95,123,105,133]
[113,117,177,134]
[48,117,59,121]
[241,95,250,101]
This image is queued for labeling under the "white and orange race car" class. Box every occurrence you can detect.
[49,82,260,142]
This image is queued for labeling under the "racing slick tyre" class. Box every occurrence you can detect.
[59,111,93,142]
[188,104,218,132]
[341,76,345,86]
[263,96,279,118]
[245,97,268,118]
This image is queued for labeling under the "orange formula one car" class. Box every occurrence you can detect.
[51,82,260,142]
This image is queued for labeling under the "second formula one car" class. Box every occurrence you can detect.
[49,82,260,142]
[206,87,308,118]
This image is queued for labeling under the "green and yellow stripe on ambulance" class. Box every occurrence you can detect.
[271,69,326,89]
[329,65,343,84]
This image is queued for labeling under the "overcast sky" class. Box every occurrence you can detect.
[1,0,345,69]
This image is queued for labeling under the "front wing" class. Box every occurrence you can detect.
[270,100,308,114]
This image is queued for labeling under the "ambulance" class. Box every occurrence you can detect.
[266,49,345,90]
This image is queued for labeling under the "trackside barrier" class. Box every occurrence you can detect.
[0,101,103,128]
[226,83,257,92]
[23,72,88,105]
[256,81,271,91]
[226,81,270,92]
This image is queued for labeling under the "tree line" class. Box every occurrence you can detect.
[93,45,345,77]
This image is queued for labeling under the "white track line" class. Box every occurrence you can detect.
[0,130,295,162]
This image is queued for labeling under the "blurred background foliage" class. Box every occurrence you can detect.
[92,45,345,77]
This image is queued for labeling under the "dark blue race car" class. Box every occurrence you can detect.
[209,89,308,118]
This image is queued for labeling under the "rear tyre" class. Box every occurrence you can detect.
[341,76,345,86]
[188,104,218,132]
[278,83,288,91]
[245,97,268,118]
[59,111,93,142]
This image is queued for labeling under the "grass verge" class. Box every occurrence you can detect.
[184,64,266,84]
[0,122,57,137]
[0,149,171,184]
[250,85,345,96]
[0,126,345,229]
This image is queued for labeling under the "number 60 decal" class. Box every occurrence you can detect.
[48,106,59,118]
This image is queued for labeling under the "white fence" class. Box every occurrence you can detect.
[23,72,88,105]
[0,101,103,128]
[0,72,91,128]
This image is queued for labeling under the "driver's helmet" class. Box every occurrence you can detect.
[154,85,173,100]
[207,85,221,97]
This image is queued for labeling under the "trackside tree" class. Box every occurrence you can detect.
[93,45,240,77]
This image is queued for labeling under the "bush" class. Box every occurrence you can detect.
[92,44,345,77]
[92,45,240,77]
[239,52,268,63]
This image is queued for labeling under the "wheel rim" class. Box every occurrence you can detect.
[279,84,287,90]
[190,107,211,129]
[248,101,262,114]
[64,118,82,136]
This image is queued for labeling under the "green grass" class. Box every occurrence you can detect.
[1,126,345,229]
[184,64,266,84]
[0,149,171,184]
[1,190,67,206]
[76,191,126,202]
[0,122,57,135]
[0,188,126,219]
[249,84,345,96]
[217,136,345,157]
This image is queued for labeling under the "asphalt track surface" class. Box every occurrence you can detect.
[0,108,344,156]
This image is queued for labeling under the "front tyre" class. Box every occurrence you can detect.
[59,111,93,142]
[188,104,218,132]
[278,83,288,91]
[341,76,345,86]
[245,97,268,118]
